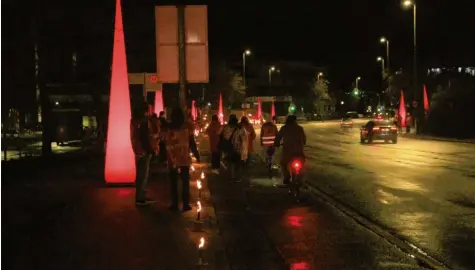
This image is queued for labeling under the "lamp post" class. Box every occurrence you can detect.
[242,49,251,90]
[379,37,390,71]
[402,0,417,84]
[403,0,421,133]
[355,76,361,89]
[377,57,385,77]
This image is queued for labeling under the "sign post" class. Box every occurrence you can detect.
[155,5,209,115]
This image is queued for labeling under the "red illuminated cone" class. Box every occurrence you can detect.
[154,90,164,115]
[104,0,136,184]
[399,90,406,128]
[218,93,224,124]
[271,99,276,118]
[423,84,429,111]
[191,100,197,121]
[257,97,262,120]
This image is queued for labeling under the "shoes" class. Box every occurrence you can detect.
[135,198,156,206]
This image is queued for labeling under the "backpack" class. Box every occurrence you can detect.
[219,127,239,155]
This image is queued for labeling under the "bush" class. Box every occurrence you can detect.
[426,76,475,138]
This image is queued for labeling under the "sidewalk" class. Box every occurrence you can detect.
[2,154,227,270]
[201,139,422,269]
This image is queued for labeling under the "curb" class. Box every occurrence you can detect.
[304,182,450,270]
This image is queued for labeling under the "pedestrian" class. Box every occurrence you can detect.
[131,103,159,206]
[187,112,201,163]
[219,114,248,182]
[206,115,222,174]
[240,116,256,164]
[261,115,278,177]
[406,113,413,134]
[158,111,168,164]
[166,107,194,212]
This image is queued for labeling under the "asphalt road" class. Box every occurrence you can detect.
[266,120,475,269]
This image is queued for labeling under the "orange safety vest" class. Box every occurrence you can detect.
[261,123,277,146]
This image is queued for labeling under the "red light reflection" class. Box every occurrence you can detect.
[288,215,303,227]
[291,262,310,270]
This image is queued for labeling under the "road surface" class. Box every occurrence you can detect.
[266,120,474,269]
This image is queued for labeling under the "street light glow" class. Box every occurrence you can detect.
[270,66,275,71]
[318,72,323,76]
[341,101,344,105]
[357,77,361,80]
[377,56,383,61]
[403,0,413,7]
[380,37,387,43]
[245,49,251,55]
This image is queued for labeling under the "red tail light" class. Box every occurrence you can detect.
[373,127,380,131]
[292,161,302,170]
[391,127,397,131]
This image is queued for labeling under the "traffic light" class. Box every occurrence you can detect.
[289,104,296,113]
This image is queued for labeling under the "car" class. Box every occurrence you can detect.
[360,120,398,144]
[340,117,354,129]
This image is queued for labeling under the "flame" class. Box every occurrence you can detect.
[201,171,205,179]
[197,180,202,189]
[197,201,202,212]
[198,237,205,248]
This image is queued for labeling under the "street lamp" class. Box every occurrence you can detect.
[402,0,417,84]
[242,49,251,90]
[355,76,361,89]
[317,72,323,81]
[379,37,390,71]
[377,56,385,74]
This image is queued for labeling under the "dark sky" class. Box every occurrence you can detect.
[3,0,475,110]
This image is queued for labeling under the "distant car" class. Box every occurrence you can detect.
[360,120,398,144]
[340,117,354,129]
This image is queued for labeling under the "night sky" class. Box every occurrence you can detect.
[3,0,475,110]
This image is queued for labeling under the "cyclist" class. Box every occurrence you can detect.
[260,116,278,177]
[274,115,306,185]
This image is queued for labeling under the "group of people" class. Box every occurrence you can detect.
[130,101,307,210]
[205,114,306,185]
[131,103,199,210]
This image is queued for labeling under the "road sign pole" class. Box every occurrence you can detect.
[177,5,188,115]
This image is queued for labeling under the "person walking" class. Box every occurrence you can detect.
[131,103,159,206]
[219,114,247,182]
[165,108,194,212]
[206,115,222,174]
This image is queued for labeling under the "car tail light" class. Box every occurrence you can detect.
[391,127,397,131]
[373,127,380,131]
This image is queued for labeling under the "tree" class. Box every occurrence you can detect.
[209,61,246,108]
[228,73,246,105]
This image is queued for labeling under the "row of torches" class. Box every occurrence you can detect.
[191,164,206,266]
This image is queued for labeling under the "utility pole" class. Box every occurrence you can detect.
[177,5,187,115]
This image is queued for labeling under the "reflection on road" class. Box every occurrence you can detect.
[291,120,475,269]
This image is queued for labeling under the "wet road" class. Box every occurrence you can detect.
[288,120,475,269]
[210,157,421,269]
